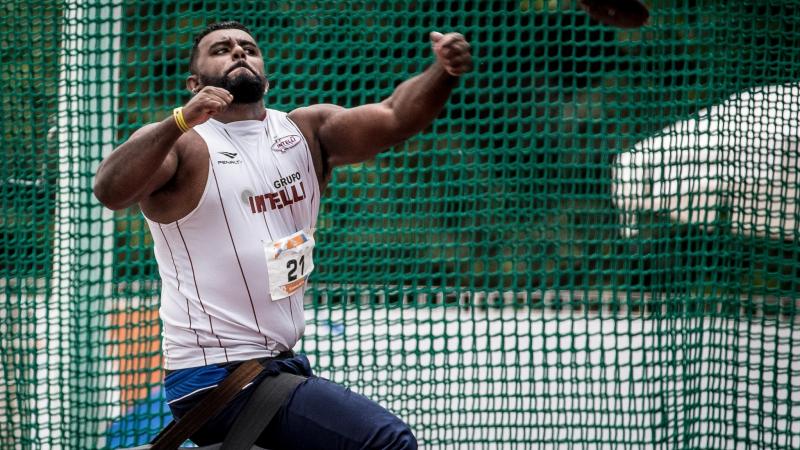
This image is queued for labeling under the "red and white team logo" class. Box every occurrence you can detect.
[271,135,301,152]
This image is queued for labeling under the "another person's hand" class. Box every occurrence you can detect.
[182,86,234,127]
[430,31,472,77]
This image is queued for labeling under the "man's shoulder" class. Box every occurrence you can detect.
[286,106,336,188]
[288,104,345,126]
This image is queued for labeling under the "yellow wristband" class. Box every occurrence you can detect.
[172,107,191,133]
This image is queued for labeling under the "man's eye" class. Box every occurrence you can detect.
[245,48,256,55]
[214,48,228,54]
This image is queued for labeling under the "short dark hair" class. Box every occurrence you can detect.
[189,21,253,74]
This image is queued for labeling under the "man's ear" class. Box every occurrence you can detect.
[187,75,201,94]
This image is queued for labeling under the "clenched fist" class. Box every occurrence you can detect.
[430,31,472,77]
[182,86,234,127]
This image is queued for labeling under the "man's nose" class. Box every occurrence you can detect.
[231,44,246,59]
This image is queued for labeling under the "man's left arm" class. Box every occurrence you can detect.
[292,32,472,171]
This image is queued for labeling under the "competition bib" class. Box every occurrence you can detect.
[263,229,315,300]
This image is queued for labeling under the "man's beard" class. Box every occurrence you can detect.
[199,66,268,104]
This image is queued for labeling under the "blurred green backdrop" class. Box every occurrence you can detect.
[1,1,798,448]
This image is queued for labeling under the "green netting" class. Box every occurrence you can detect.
[2,0,799,448]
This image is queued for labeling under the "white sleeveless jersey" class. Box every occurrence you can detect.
[145,109,321,370]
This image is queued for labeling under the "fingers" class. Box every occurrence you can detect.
[429,31,444,43]
[430,31,472,77]
[204,93,232,114]
[434,32,467,52]
[438,41,470,60]
[199,86,233,106]
[442,63,471,77]
[183,86,233,125]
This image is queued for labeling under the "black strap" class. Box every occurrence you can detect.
[149,360,264,450]
[219,372,307,450]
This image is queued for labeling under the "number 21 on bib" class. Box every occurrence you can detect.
[263,229,316,300]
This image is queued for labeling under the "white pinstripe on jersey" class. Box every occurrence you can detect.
[145,109,321,370]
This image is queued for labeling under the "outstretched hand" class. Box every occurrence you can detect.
[430,31,472,77]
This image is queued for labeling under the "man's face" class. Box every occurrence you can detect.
[193,29,269,104]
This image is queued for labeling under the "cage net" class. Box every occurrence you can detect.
[1,1,799,448]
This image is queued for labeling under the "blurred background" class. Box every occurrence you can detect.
[1,1,798,448]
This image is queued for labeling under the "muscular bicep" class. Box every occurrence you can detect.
[316,102,410,167]
[298,60,459,171]
[125,123,180,199]
[140,150,178,198]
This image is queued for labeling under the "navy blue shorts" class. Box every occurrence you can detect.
[166,354,417,450]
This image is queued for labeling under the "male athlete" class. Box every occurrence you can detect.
[94,21,471,449]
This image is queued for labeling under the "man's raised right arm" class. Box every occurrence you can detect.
[93,86,233,210]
